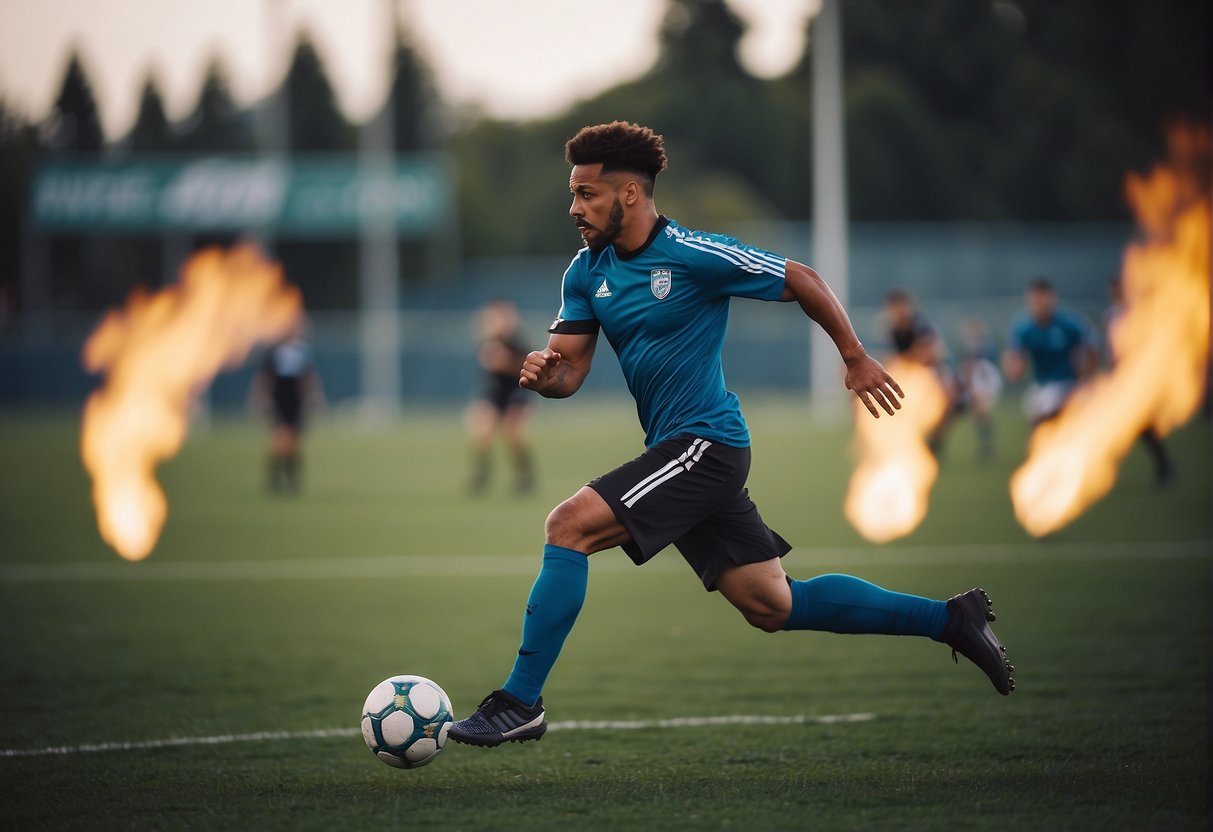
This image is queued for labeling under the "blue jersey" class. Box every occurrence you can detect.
[1008,309,1093,383]
[549,217,787,448]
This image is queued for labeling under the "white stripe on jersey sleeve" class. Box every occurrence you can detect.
[672,235,785,276]
[694,237,787,271]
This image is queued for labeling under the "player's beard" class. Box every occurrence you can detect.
[580,198,624,252]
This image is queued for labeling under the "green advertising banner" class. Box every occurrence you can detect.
[32,155,451,236]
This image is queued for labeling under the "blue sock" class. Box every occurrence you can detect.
[502,544,589,706]
[783,573,948,639]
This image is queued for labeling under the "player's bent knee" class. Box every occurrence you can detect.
[543,500,579,548]
[544,497,605,552]
[729,593,791,632]
[719,562,792,632]
[738,605,788,633]
[544,489,630,554]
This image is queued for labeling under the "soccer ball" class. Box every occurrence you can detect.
[360,675,455,769]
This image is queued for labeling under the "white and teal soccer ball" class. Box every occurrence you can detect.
[360,675,455,769]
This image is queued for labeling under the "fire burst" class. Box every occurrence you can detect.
[1011,126,1211,536]
[80,246,302,560]
[845,357,949,543]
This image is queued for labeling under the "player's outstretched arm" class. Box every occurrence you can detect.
[782,260,904,418]
[1075,342,1099,380]
[520,332,598,399]
[1001,347,1026,382]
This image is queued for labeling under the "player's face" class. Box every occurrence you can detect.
[1027,287,1056,321]
[569,164,625,251]
[886,298,911,327]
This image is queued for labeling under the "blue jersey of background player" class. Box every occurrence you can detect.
[1002,277,1097,424]
[448,122,1015,749]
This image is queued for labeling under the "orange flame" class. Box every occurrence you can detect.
[80,246,302,560]
[845,357,949,542]
[1010,126,1211,536]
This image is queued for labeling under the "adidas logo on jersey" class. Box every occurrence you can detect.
[594,280,612,298]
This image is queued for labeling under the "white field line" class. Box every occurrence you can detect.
[0,540,1207,583]
[0,713,874,759]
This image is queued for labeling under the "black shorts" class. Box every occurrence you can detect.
[588,434,791,592]
[483,374,530,415]
[272,391,303,429]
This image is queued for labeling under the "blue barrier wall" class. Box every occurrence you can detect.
[0,222,1132,406]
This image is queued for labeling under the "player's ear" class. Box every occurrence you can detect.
[624,179,640,206]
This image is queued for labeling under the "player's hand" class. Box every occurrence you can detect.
[520,348,562,391]
[844,352,904,418]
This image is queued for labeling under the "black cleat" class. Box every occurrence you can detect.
[447,689,547,747]
[940,587,1015,695]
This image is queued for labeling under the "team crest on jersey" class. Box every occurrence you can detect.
[650,269,673,300]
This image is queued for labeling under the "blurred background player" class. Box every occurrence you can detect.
[881,289,955,454]
[251,319,323,494]
[1103,277,1175,486]
[955,316,1002,462]
[466,298,536,495]
[883,289,944,366]
[1002,277,1097,426]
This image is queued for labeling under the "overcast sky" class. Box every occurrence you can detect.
[0,0,819,138]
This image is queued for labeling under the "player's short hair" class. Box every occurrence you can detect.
[1028,276,1054,293]
[884,289,910,304]
[565,122,669,194]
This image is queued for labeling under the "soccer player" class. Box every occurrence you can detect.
[1002,277,1098,426]
[883,289,944,367]
[467,298,536,495]
[251,320,322,494]
[448,123,1014,748]
[880,289,956,454]
[955,316,1002,462]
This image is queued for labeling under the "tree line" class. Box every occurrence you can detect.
[1,0,1207,314]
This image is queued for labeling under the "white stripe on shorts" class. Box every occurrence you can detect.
[621,438,713,508]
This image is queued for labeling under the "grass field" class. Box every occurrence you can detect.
[1,397,1209,830]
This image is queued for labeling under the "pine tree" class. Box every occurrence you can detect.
[128,77,173,152]
[388,33,437,152]
[177,59,255,152]
[47,51,104,152]
[285,34,354,152]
